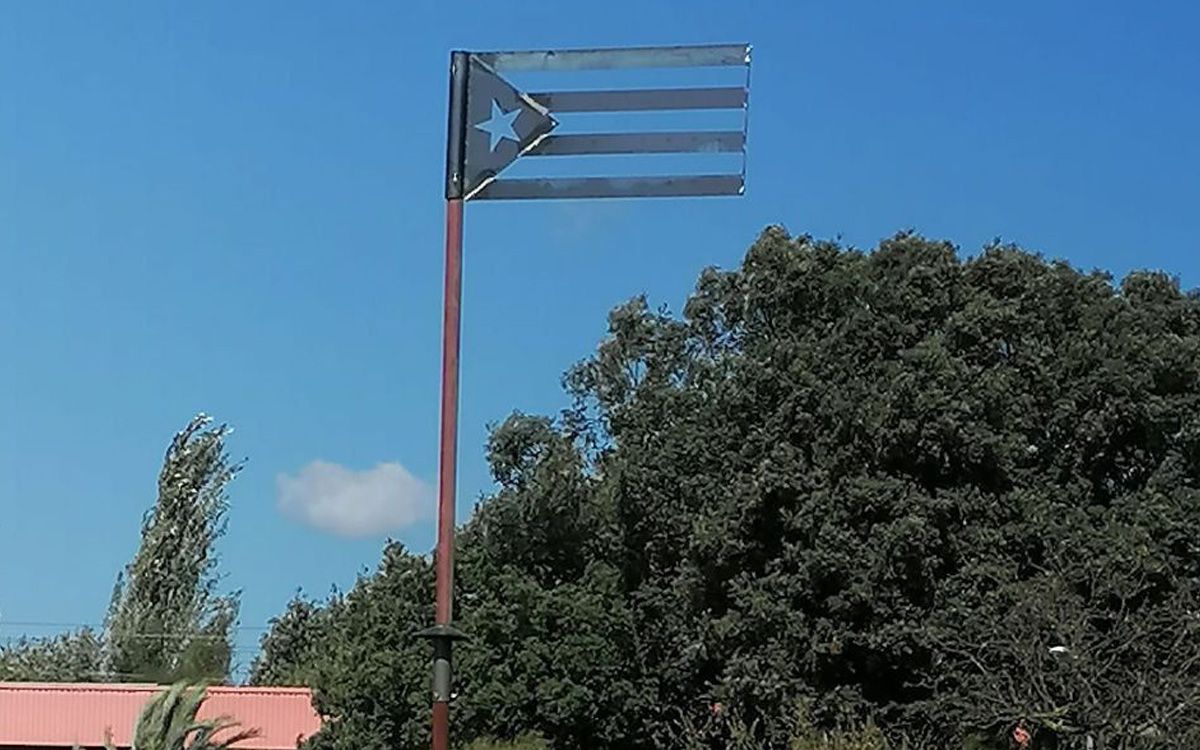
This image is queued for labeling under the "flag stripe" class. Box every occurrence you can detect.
[529,87,746,113]
[528,132,745,156]
[476,44,749,72]
[475,174,744,200]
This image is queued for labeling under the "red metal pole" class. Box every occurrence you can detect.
[430,196,464,750]
[432,702,452,750]
[436,197,464,626]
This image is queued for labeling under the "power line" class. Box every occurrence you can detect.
[0,621,271,632]
[3,634,256,644]
[1,624,272,649]
[0,639,262,655]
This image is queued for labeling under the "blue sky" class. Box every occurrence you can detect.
[1,1,1197,673]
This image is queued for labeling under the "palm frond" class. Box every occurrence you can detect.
[130,682,259,750]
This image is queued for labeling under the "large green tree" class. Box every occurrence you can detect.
[256,229,1200,749]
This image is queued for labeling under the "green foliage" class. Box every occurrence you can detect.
[787,725,888,750]
[105,414,242,682]
[0,628,103,681]
[461,734,551,750]
[250,593,336,686]
[112,682,257,750]
[673,703,890,750]
[297,544,434,750]
[257,229,1200,748]
[785,714,889,750]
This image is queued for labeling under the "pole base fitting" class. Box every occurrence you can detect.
[417,625,468,703]
[415,624,468,642]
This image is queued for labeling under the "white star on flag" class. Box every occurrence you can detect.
[474,99,521,151]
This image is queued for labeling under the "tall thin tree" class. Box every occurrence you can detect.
[105,414,242,683]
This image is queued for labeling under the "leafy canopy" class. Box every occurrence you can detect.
[255,229,1200,748]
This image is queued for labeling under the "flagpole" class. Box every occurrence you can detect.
[420,201,467,750]
[420,44,749,750]
[435,196,463,632]
[418,50,470,750]
[426,194,464,750]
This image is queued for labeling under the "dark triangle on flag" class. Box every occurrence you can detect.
[463,58,556,198]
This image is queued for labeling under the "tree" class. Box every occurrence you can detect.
[1,414,241,685]
[298,544,435,750]
[0,628,103,681]
[111,682,257,750]
[932,574,1200,748]
[105,414,243,683]
[258,229,1200,748]
[250,593,338,687]
[450,414,651,749]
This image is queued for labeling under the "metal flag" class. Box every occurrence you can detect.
[445,43,752,200]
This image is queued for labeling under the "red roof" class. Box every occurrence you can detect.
[0,683,322,750]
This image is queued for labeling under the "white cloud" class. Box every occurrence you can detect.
[276,461,432,538]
